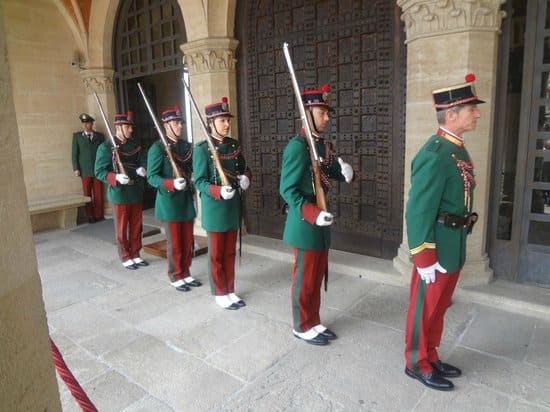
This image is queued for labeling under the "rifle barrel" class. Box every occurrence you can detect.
[181,75,229,187]
[282,42,327,211]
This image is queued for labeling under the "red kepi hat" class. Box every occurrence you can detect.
[114,111,135,125]
[161,105,184,123]
[301,84,333,111]
[205,97,233,119]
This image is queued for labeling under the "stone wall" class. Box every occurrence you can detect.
[0,1,62,409]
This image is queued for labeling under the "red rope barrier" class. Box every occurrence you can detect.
[50,338,98,412]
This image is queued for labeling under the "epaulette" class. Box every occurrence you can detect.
[195,140,207,148]
[425,139,442,152]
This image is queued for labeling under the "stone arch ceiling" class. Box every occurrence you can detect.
[54,0,92,60]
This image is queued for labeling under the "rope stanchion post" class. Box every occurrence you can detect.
[50,338,98,412]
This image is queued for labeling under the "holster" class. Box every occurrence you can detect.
[436,212,478,234]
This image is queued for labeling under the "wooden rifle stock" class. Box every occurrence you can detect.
[180,75,230,187]
[136,82,185,180]
[92,92,127,177]
[282,42,327,211]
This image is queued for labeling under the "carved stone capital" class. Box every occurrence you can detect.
[180,38,239,74]
[80,68,115,94]
[397,0,506,43]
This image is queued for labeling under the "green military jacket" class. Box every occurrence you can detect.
[193,137,249,232]
[147,139,196,222]
[72,131,104,177]
[406,131,476,273]
[94,138,146,205]
[280,134,345,251]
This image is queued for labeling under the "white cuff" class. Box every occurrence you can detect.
[292,328,318,340]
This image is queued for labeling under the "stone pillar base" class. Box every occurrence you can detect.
[458,255,494,286]
[393,243,413,280]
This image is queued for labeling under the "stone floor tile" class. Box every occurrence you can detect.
[460,306,535,360]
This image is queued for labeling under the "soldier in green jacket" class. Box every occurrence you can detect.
[280,85,354,346]
[193,97,251,310]
[147,106,200,292]
[72,113,104,223]
[94,111,148,270]
[404,74,483,391]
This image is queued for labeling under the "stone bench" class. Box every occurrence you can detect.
[29,194,90,232]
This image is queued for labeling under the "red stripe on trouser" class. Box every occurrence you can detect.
[165,220,194,282]
[113,203,143,261]
[405,267,460,374]
[81,176,104,219]
[291,248,328,332]
[208,231,237,295]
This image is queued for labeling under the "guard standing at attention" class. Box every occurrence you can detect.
[404,74,483,391]
[147,105,201,292]
[279,85,354,346]
[193,97,251,310]
[94,111,149,270]
[72,113,105,223]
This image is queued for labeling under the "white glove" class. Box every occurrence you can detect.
[238,174,250,190]
[315,211,333,226]
[174,177,187,191]
[136,167,146,177]
[338,157,353,183]
[116,174,130,185]
[221,185,235,200]
[417,262,447,284]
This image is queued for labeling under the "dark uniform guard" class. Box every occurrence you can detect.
[404,74,483,391]
[94,111,148,270]
[279,85,354,346]
[193,97,251,310]
[72,113,104,223]
[147,106,200,291]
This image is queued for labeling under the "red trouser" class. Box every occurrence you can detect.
[405,267,460,374]
[207,231,237,295]
[113,203,143,261]
[81,176,104,220]
[164,221,194,282]
[291,248,328,333]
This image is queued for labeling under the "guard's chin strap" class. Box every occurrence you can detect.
[168,124,180,140]
[308,108,321,135]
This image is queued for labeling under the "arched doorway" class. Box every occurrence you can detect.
[236,0,406,258]
[113,0,187,209]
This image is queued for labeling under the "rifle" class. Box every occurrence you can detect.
[136,82,187,183]
[282,42,327,211]
[180,76,230,187]
[92,92,129,180]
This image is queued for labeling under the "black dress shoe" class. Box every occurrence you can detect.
[431,360,462,378]
[226,303,240,310]
[88,218,97,224]
[185,279,202,287]
[405,367,454,391]
[294,333,329,346]
[233,299,246,307]
[134,259,149,267]
[174,284,191,292]
[318,328,337,340]
[124,264,138,270]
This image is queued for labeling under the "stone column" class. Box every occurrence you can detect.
[394,0,506,286]
[180,37,239,235]
[0,3,62,410]
[80,68,116,215]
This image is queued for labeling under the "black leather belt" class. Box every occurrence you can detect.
[436,213,478,233]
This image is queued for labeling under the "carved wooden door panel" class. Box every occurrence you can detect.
[236,0,406,258]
